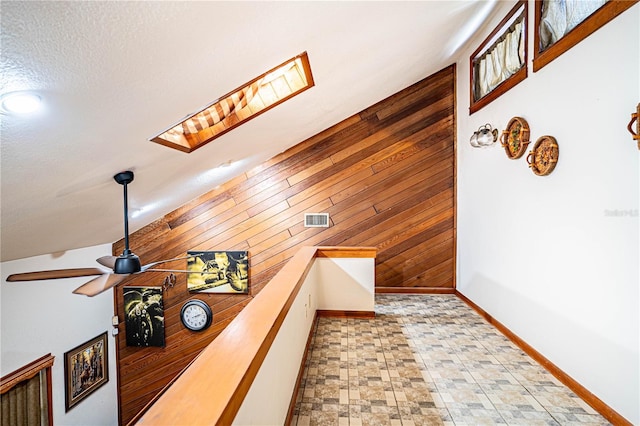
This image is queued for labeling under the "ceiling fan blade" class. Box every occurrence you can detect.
[72,274,129,297]
[97,255,117,269]
[6,268,105,282]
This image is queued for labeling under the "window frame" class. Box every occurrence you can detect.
[1,354,54,426]
[469,0,528,115]
[533,0,638,72]
[150,52,315,153]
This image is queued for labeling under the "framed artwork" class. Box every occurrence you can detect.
[64,332,108,412]
[124,286,165,347]
[187,251,249,293]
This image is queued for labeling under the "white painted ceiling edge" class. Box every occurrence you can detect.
[0,0,500,262]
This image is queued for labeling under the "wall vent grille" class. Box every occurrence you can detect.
[304,213,329,228]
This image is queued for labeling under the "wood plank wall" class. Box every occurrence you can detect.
[114,64,456,425]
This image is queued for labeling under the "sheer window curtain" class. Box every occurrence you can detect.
[539,0,608,50]
[474,19,525,101]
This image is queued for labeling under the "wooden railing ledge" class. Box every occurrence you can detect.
[135,246,375,426]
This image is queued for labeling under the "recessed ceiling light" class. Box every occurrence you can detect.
[1,91,42,114]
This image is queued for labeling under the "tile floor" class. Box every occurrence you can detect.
[291,294,610,426]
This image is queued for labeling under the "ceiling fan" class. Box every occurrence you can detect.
[6,171,191,297]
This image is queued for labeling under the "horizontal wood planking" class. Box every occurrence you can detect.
[115,65,455,424]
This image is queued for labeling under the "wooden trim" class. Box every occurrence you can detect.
[317,310,376,318]
[45,364,53,426]
[0,353,54,394]
[533,0,638,72]
[454,291,632,426]
[469,1,528,114]
[315,246,377,258]
[135,246,373,425]
[470,61,527,115]
[375,286,455,294]
[150,52,315,153]
[114,288,123,426]
[452,62,458,290]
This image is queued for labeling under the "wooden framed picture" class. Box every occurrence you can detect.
[187,251,249,293]
[64,331,108,412]
[123,286,165,347]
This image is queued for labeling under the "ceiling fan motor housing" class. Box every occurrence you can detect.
[114,252,141,274]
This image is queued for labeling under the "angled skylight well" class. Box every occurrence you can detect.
[151,52,314,153]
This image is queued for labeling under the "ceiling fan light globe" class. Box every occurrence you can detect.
[114,254,141,274]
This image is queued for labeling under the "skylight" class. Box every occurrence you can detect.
[151,52,314,153]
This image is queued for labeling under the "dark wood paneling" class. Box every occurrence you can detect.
[115,64,456,425]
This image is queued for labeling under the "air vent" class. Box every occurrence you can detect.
[304,213,329,228]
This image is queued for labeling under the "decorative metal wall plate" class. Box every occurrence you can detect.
[527,135,559,176]
[501,116,530,159]
[627,102,640,150]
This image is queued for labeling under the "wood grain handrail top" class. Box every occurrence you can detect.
[135,246,375,426]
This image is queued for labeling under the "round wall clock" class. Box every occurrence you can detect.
[180,299,213,332]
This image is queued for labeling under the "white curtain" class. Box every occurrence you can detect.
[475,20,525,100]
[539,0,607,50]
[505,22,523,74]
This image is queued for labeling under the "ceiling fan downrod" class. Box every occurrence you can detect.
[113,171,141,274]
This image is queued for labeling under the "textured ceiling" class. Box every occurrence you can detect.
[0,1,501,262]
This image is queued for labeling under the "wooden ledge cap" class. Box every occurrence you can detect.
[315,246,377,258]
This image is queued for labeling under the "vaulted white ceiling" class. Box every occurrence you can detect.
[1,1,500,262]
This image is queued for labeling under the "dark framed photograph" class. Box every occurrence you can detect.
[124,286,165,347]
[64,331,108,412]
[187,251,249,293]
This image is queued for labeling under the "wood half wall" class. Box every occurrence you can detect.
[114,64,456,424]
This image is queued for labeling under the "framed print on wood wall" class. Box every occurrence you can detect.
[124,287,165,347]
[64,332,108,412]
[187,251,249,293]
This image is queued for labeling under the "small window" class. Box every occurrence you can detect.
[470,1,528,114]
[151,52,314,153]
[1,354,54,426]
[533,0,637,71]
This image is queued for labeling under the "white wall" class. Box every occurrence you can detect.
[233,261,319,426]
[315,257,375,312]
[456,2,639,424]
[1,244,118,425]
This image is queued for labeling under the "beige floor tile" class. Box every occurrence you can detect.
[291,295,610,426]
